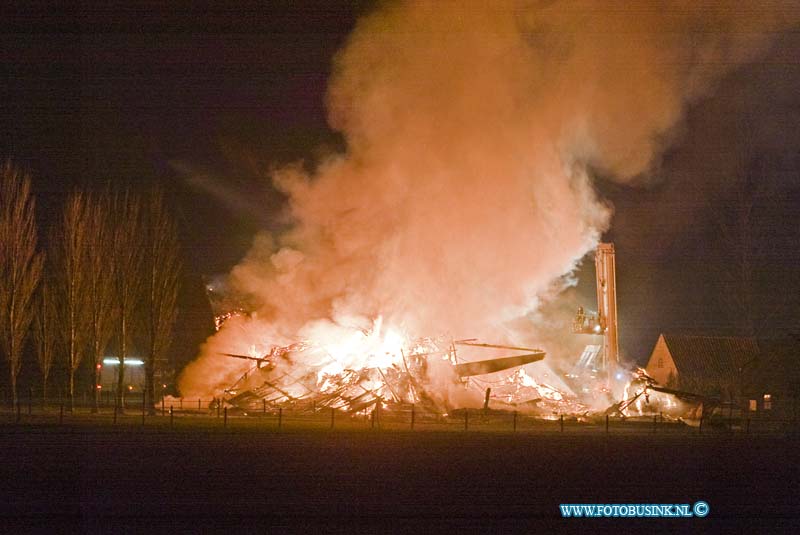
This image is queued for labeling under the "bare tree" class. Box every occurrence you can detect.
[141,187,181,414]
[110,190,145,412]
[716,169,758,337]
[85,191,116,412]
[33,266,59,404]
[55,191,92,411]
[0,162,43,412]
[715,156,787,338]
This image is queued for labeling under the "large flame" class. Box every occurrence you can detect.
[179,1,797,404]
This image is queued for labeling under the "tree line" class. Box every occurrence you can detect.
[0,161,180,414]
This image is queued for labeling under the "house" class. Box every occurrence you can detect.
[645,334,799,417]
[740,338,800,418]
[644,334,759,398]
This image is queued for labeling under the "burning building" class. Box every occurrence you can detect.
[177,2,796,419]
[220,337,554,414]
[196,243,619,418]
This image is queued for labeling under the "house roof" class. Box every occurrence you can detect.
[661,334,760,382]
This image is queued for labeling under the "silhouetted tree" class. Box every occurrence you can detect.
[33,266,59,404]
[110,190,145,412]
[141,187,181,414]
[0,162,43,412]
[715,157,788,338]
[716,167,758,337]
[85,191,116,412]
[55,191,92,410]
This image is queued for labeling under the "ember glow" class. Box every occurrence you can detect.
[179,1,795,413]
[618,369,685,419]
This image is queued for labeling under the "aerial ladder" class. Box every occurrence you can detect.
[572,243,619,378]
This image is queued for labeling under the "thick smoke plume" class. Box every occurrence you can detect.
[180,1,797,396]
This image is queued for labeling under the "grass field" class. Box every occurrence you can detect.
[1,414,797,531]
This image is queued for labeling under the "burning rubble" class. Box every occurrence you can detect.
[215,315,584,416]
[613,368,717,426]
[177,2,795,419]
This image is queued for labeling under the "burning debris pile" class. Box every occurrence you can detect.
[177,2,796,417]
[613,368,714,424]
[472,368,590,416]
[214,317,586,416]
[222,335,439,413]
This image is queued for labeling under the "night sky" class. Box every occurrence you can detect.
[2,1,799,379]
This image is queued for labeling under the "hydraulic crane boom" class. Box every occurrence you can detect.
[596,243,619,372]
[572,243,619,375]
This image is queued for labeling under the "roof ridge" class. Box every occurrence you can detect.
[659,333,761,381]
[662,333,756,341]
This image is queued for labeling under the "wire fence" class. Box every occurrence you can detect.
[0,395,797,436]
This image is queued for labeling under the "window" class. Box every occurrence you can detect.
[763,394,772,411]
[749,399,757,412]
[657,358,663,369]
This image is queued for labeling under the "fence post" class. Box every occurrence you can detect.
[16,400,21,423]
[28,387,33,415]
[513,411,517,432]
[161,396,165,416]
[170,405,174,427]
[464,409,469,431]
[746,418,750,434]
[728,402,734,432]
[653,415,657,434]
[560,414,564,433]
[605,414,609,434]
[330,407,335,430]
[180,397,183,410]
[217,401,221,418]
[278,407,283,431]
[141,397,145,426]
[411,404,415,430]
[699,412,704,435]
[59,390,64,425]
[263,399,267,415]
[224,407,228,428]
[371,407,376,429]
[198,398,201,410]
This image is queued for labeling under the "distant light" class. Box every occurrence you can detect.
[103,358,144,366]
[615,373,623,380]
[96,384,102,389]
[593,325,602,334]
[128,385,133,391]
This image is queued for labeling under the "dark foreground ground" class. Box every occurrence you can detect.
[1,423,798,532]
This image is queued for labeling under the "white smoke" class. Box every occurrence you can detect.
[180,0,798,396]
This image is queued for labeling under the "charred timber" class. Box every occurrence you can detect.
[455,352,545,377]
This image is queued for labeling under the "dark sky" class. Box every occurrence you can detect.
[1,1,371,378]
[599,29,800,360]
[2,1,799,377]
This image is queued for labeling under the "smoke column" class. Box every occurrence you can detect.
[180,1,798,396]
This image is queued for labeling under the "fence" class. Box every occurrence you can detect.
[0,395,797,435]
